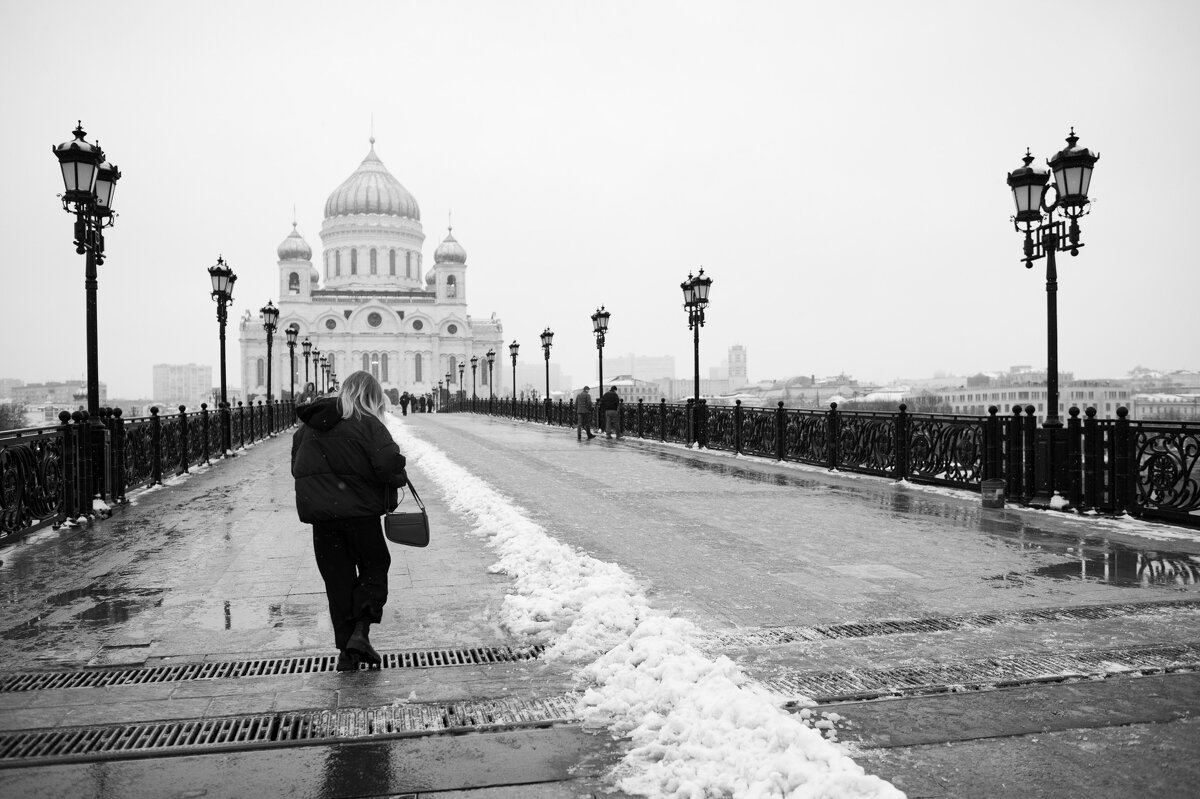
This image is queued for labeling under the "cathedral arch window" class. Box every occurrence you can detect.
[288,272,300,294]
[335,250,341,276]
[381,354,389,382]
[481,364,488,386]
[370,248,377,275]
[256,358,264,386]
[351,249,358,275]
[414,354,423,383]
[367,312,382,328]
[448,356,457,383]
[412,320,423,331]
[405,252,412,278]
[446,275,457,298]
[363,353,370,372]
[389,249,396,276]
[325,319,336,330]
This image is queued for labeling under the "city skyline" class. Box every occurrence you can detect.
[3,2,1197,398]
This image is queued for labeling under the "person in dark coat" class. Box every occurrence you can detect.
[399,392,410,416]
[575,386,596,440]
[292,370,407,671]
[598,385,622,439]
[418,395,427,413]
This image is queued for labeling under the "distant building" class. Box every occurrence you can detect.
[11,381,106,405]
[603,375,663,405]
[153,364,213,409]
[929,377,1130,422]
[607,354,675,382]
[728,344,748,387]
[0,378,24,399]
[1131,393,1200,421]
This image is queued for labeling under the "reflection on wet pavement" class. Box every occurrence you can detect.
[650,448,1200,592]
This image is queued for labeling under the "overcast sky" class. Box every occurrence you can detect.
[3,0,1197,398]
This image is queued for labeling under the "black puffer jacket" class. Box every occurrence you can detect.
[291,398,408,523]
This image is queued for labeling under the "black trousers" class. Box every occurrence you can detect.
[312,516,391,650]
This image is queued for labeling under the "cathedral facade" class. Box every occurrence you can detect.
[238,138,505,402]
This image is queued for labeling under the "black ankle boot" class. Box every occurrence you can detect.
[336,649,360,671]
[346,620,382,667]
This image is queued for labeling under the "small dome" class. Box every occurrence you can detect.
[277,223,312,261]
[425,267,437,287]
[434,226,467,264]
[324,138,420,220]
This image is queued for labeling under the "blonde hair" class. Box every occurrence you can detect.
[338,371,387,422]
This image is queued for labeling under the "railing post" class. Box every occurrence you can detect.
[1022,405,1037,503]
[57,411,79,524]
[898,403,912,481]
[237,401,246,449]
[697,399,708,448]
[659,398,668,442]
[1007,405,1023,501]
[776,401,786,461]
[734,399,744,454]
[1083,406,1100,511]
[178,405,190,474]
[827,402,840,470]
[636,398,644,439]
[150,406,163,486]
[1114,406,1132,516]
[685,398,695,445]
[1066,406,1083,509]
[112,408,126,503]
[200,403,211,465]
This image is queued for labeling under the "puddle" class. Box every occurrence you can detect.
[990,543,1200,588]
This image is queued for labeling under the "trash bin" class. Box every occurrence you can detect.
[981,478,1006,509]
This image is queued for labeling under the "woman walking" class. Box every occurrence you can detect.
[292,371,408,670]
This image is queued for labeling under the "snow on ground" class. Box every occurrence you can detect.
[386,413,904,799]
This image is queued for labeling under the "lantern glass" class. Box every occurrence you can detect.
[509,342,520,358]
[303,338,312,355]
[286,326,298,345]
[541,328,554,347]
[487,349,496,365]
[681,280,697,307]
[93,161,120,211]
[54,126,102,198]
[694,275,712,304]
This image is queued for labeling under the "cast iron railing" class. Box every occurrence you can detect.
[0,400,295,546]
[441,397,1200,529]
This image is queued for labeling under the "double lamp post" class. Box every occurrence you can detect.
[1005,128,1099,508]
[681,269,713,446]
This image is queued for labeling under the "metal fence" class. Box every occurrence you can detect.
[446,397,1200,529]
[0,400,295,546]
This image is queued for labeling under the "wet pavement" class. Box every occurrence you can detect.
[2,413,1199,797]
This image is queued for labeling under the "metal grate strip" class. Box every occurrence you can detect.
[0,694,581,768]
[768,641,1200,703]
[717,598,1200,646]
[0,644,544,694]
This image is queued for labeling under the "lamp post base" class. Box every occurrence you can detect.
[1028,426,1070,510]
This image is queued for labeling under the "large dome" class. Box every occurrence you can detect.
[324,138,420,220]
[276,223,312,261]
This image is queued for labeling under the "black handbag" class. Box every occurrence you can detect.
[383,479,429,547]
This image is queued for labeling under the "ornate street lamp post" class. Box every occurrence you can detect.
[470,355,479,405]
[540,328,554,422]
[260,302,279,404]
[591,307,610,393]
[311,349,321,391]
[508,341,520,402]
[318,354,327,393]
[302,337,312,387]
[437,380,443,412]
[486,348,496,411]
[53,122,121,501]
[458,360,466,403]
[1006,128,1099,508]
[286,325,298,404]
[681,269,713,447]
[445,371,452,410]
[208,256,237,455]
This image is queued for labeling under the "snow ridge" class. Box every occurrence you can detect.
[387,415,903,799]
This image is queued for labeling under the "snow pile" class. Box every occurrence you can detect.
[387,414,904,798]
[385,413,647,660]
[579,617,901,798]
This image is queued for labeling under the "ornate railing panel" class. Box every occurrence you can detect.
[907,414,984,487]
[1130,421,1200,525]
[0,427,65,541]
[838,411,897,477]
[663,404,691,445]
[782,410,830,466]
[705,404,737,453]
[121,417,157,493]
[740,405,779,459]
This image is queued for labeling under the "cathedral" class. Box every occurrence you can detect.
[238,138,505,402]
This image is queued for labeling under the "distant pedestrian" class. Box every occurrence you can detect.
[298,382,318,405]
[418,395,427,413]
[575,386,596,440]
[400,392,410,416]
[291,370,408,672]
[599,386,621,439]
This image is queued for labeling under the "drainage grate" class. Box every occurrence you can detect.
[767,641,1200,703]
[717,598,1200,646]
[0,645,544,694]
[0,694,581,768]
